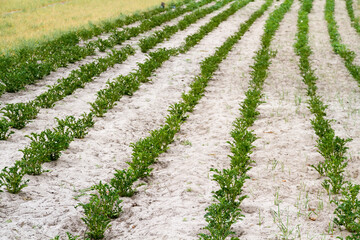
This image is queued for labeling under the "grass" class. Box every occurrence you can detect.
[0,0,173,52]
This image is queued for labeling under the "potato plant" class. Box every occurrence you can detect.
[181,0,254,53]
[344,0,360,35]
[0,117,14,140]
[56,113,94,139]
[77,182,123,239]
[1,102,39,129]
[333,183,360,233]
[65,0,268,238]
[0,161,29,194]
[24,128,74,162]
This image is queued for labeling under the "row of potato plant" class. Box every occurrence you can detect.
[0,0,218,138]
[139,0,234,52]
[0,0,193,95]
[0,0,252,202]
[0,48,176,186]
[0,112,94,193]
[344,0,360,35]
[324,0,360,86]
[199,0,294,238]
[0,45,135,138]
[89,0,254,118]
[294,0,360,238]
[0,0,215,135]
[50,0,259,238]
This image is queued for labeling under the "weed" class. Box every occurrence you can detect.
[271,206,299,239]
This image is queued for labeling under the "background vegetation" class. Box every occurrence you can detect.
[0,0,172,52]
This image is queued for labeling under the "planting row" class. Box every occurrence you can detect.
[344,0,360,35]
[294,0,359,238]
[199,0,293,238]
[325,0,360,86]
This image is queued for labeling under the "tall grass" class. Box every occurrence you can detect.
[0,0,173,52]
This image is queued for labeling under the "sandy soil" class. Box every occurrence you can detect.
[0,0,359,239]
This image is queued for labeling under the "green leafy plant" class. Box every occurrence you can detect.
[77,197,111,240]
[333,183,360,233]
[199,198,243,240]
[110,169,136,197]
[25,128,73,162]
[56,113,94,139]
[1,102,39,129]
[50,232,80,240]
[20,147,48,175]
[0,161,29,194]
[0,0,197,95]
[0,117,14,140]
[91,182,123,219]
[199,0,294,237]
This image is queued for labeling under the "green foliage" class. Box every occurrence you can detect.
[110,169,136,197]
[199,0,295,237]
[1,102,39,129]
[315,133,351,194]
[24,128,74,162]
[181,0,253,53]
[20,146,48,175]
[333,183,360,233]
[139,0,232,53]
[77,182,123,239]
[91,48,175,116]
[344,0,360,35]
[56,0,282,238]
[0,161,29,194]
[0,82,5,96]
[50,233,81,240]
[77,197,112,240]
[325,0,360,85]
[56,113,94,139]
[199,197,243,240]
[0,117,14,140]
[90,0,212,54]
[0,0,194,94]
[91,182,123,219]
[295,0,359,232]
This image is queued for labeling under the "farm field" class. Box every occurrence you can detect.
[0,0,360,239]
